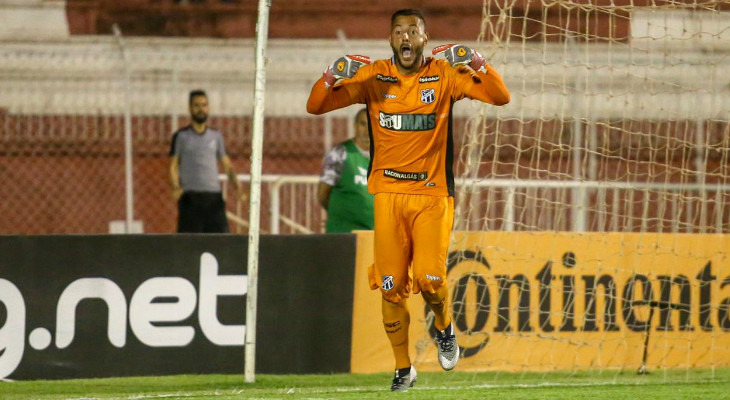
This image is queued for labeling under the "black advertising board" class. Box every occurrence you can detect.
[0,234,356,379]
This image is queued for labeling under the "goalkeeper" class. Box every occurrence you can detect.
[307,8,510,392]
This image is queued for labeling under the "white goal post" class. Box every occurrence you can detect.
[244,0,271,384]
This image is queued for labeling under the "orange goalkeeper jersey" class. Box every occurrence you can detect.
[307,57,510,197]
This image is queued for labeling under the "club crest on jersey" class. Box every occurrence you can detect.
[419,75,440,83]
[420,88,436,104]
[379,111,436,131]
[382,275,394,291]
[376,74,398,83]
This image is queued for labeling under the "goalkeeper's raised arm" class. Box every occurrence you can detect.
[433,43,511,106]
[306,55,371,115]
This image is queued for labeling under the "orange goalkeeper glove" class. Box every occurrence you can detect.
[432,44,486,72]
[323,55,371,89]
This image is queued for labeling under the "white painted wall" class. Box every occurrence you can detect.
[0,0,69,40]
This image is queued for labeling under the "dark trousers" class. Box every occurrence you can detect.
[177,191,230,233]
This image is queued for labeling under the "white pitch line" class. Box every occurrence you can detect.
[57,394,198,400]
[52,379,703,400]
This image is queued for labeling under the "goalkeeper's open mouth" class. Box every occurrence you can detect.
[400,44,413,63]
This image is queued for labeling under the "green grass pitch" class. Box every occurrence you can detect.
[2,369,729,399]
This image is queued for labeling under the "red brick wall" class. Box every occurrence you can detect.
[64,0,645,41]
[0,114,350,233]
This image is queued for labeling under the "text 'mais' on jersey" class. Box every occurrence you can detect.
[338,58,488,197]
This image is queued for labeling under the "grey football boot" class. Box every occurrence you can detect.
[390,365,417,392]
[435,323,460,371]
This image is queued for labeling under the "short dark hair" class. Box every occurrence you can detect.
[391,9,426,29]
[189,89,207,105]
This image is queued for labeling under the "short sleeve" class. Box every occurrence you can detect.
[216,132,226,159]
[320,144,348,186]
[169,131,179,156]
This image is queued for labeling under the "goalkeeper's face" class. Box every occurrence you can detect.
[390,15,428,74]
[189,95,209,124]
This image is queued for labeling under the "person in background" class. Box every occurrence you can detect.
[169,89,242,233]
[318,108,374,233]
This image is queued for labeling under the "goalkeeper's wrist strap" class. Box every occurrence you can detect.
[323,67,337,89]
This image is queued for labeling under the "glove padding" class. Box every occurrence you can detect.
[323,55,371,88]
[432,44,486,72]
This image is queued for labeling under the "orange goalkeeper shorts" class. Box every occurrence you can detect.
[368,192,454,303]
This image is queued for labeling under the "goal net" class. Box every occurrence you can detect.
[415,1,730,375]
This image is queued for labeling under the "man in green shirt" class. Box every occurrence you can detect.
[318,108,374,233]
